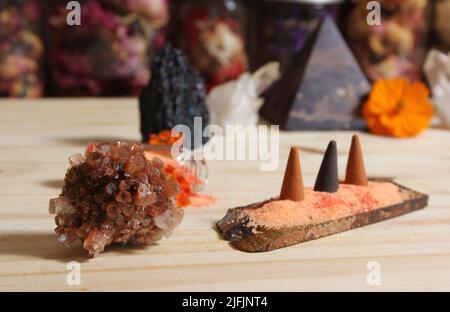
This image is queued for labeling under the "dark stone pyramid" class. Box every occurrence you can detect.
[260,16,370,130]
[139,44,210,149]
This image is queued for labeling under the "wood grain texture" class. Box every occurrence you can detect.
[0,98,450,291]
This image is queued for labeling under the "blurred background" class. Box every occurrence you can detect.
[0,0,447,98]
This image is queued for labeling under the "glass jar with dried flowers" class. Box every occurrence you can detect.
[0,0,43,97]
[169,0,248,93]
[431,0,450,52]
[46,0,168,96]
[344,0,430,82]
[247,0,345,73]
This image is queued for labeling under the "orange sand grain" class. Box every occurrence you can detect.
[189,194,217,207]
[145,151,215,208]
[244,182,407,229]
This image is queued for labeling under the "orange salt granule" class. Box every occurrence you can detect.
[145,129,214,208]
[149,130,183,146]
[165,162,207,208]
[245,182,407,229]
[144,152,214,208]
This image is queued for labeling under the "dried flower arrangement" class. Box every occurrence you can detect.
[47,0,168,96]
[0,0,43,97]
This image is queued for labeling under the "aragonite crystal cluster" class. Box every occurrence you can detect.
[49,142,183,257]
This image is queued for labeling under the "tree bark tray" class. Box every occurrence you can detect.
[216,180,428,252]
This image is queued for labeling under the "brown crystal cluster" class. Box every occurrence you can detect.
[49,142,183,257]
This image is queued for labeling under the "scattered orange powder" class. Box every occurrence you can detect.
[149,130,183,145]
[244,182,408,229]
[189,194,217,207]
[144,151,215,208]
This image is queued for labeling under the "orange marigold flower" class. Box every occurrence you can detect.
[363,79,434,138]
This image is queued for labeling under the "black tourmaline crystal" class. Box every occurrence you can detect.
[139,44,210,149]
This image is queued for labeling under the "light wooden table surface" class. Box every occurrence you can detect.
[0,98,449,291]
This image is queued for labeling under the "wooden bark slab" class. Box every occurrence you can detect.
[217,180,429,252]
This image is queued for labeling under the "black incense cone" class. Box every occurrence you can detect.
[314,141,339,193]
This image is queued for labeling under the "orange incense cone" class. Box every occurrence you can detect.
[345,135,368,186]
[280,147,304,201]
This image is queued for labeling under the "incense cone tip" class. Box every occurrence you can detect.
[345,135,368,186]
[280,147,304,201]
